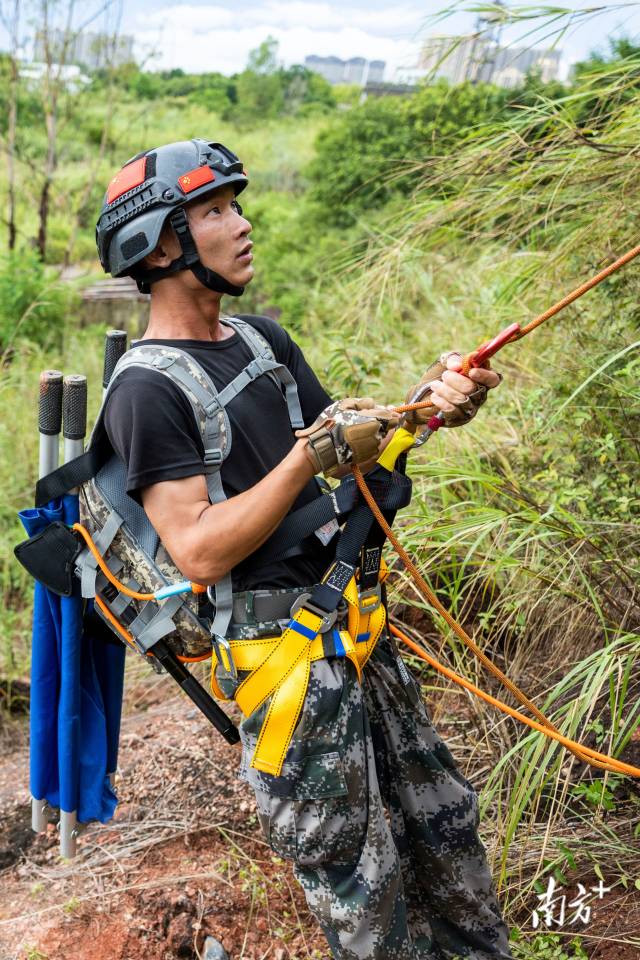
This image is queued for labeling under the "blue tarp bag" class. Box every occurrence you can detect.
[19,493,124,826]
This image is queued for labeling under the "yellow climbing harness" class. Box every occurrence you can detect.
[211,561,388,777]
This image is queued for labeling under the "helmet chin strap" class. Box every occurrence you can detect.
[134,207,245,297]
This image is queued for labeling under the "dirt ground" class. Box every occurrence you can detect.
[0,662,638,960]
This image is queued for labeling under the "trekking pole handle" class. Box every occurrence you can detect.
[103,329,128,390]
[38,370,64,437]
[63,375,87,441]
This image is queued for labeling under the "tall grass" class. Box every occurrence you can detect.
[295,12,640,924]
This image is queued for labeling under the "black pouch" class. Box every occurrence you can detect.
[14,521,82,597]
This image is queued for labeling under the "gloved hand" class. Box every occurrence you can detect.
[295,397,400,479]
[403,352,502,430]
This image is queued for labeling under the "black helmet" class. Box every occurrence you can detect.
[96,138,249,296]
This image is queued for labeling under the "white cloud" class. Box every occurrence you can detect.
[134,2,427,76]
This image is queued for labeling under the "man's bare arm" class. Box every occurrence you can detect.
[141,438,316,585]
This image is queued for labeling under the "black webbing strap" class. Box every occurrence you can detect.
[240,475,358,571]
[359,461,410,590]
[35,444,105,507]
[301,465,412,615]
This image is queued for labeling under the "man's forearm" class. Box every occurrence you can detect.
[191,438,316,583]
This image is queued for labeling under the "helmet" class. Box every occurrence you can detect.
[96,138,249,296]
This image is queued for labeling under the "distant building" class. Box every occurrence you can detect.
[20,61,90,92]
[305,55,386,86]
[33,29,134,70]
[361,81,417,102]
[343,56,366,84]
[417,35,562,87]
[305,55,344,84]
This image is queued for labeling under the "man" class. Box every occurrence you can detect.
[96,139,512,959]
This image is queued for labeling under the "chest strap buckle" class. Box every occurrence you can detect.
[289,593,337,634]
[358,583,382,616]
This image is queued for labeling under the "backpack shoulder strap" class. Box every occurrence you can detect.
[222,316,304,429]
[224,315,274,360]
[105,344,231,507]
[103,344,237,642]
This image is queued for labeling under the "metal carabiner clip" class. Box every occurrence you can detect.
[211,633,237,681]
[207,586,238,680]
[412,411,446,447]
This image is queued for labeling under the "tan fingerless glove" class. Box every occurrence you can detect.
[295,397,400,479]
[403,353,490,430]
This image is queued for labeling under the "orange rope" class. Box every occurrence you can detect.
[74,523,158,601]
[388,623,640,778]
[81,246,640,759]
[73,522,205,602]
[353,466,640,778]
[75,523,211,664]
[396,240,640,400]
[516,241,640,339]
[94,595,211,665]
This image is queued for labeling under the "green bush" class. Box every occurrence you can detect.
[0,249,75,352]
[306,96,417,225]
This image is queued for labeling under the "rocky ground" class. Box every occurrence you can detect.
[0,670,328,960]
[0,654,638,960]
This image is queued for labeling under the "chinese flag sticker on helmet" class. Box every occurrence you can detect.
[106,156,147,204]
[178,165,215,194]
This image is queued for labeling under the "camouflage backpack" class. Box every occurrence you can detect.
[76,316,304,660]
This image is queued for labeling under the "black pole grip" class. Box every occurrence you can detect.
[63,375,88,440]
[103,329,128,389]
[153,642,239,745]
[39,370,63,435]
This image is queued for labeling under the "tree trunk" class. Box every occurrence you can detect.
[6,0,20,251]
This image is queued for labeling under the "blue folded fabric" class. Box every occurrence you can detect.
[19,495,125,824]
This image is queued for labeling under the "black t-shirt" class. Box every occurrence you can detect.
[103,314,334,591]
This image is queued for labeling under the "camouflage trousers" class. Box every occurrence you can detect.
[235,627,513,960]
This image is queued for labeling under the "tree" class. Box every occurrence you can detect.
[0,0,21,250]
[247,35,279,75]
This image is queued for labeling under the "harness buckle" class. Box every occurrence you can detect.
[358,583,382,616]
[289,593,337,634]
[211,633,238,681]
[203,447,223,467]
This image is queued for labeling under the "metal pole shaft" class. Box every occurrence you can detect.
[102,330,127,791]
[58,374,88,860]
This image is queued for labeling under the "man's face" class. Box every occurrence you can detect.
[159,183,254,289]
[188,184,253,286]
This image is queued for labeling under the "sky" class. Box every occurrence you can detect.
[7,1,640,80]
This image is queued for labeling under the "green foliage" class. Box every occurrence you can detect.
[231,39,334,124]
[94,39,335,127]
[2,15,640,954]
[237,190,348,324]
[305,76,568,225]
[0,53,44,133]
[247,36,280,76]
[306,96,417,225]
[569,777,623,813]
[0,250,76,352]
[405,79,508,143]
[510,929,588,960]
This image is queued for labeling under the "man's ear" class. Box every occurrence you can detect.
[142,222,180,270]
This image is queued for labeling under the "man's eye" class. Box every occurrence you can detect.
[210,206,220,215]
